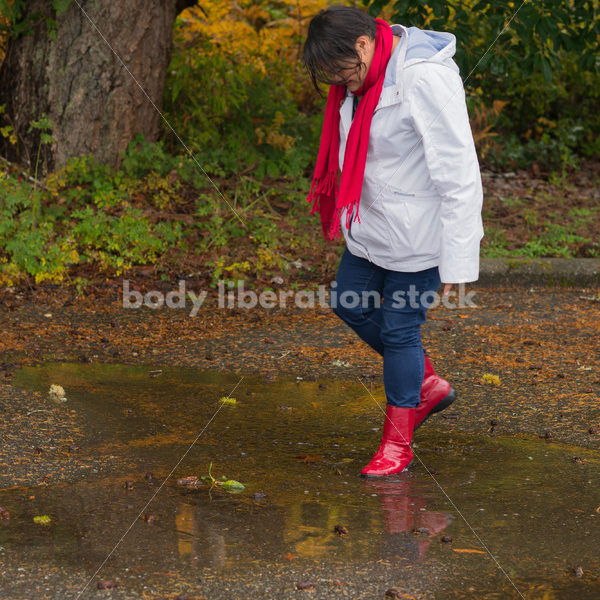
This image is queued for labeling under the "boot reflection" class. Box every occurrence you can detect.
[363,478,449,560]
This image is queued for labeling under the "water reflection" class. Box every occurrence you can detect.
[363,478,450,560]
[175,501,226,567]
[169,479,450,566]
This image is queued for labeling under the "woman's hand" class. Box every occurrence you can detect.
[442,283,455,296]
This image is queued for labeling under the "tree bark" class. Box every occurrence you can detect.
[0,0,195,173]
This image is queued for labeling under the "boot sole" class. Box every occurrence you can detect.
[414,387,457,431]
[359,458,414,478]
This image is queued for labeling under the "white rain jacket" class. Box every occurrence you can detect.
[338,24,484,284]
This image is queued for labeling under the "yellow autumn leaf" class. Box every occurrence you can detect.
[481,373,501,385]
[33,515,52,525]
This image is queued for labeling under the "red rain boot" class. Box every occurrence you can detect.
[414,353,456,430]
[360,405,415,478]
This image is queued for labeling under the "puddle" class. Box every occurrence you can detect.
[2,362,600,599]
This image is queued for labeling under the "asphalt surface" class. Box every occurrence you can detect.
[0,269,599,599]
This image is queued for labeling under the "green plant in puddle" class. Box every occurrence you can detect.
[200,463,245,493]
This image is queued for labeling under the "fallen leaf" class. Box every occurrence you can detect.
[48,384,65,397]
[385,589,402,600]
[481,373,501,386]
[97,580,118,589]
[452,548,486,554]
[219,396,236,405]
[177,476,200,487]
[331,359,351,367]
[220,479,245,492]
[296,454,323,463]
[296,580,316,591]
[33,515,51,525]
[385,589,417,599]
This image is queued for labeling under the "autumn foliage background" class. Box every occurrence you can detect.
[0,0,598,287]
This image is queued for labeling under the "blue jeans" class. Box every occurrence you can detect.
[331,248,441,407]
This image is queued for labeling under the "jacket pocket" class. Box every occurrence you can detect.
[381,187,442,261]
[347,194,394,260]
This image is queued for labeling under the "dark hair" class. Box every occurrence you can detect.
[302,5,376,95]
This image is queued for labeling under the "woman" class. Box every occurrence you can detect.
[302,6,484,477]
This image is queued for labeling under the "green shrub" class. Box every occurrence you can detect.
[0,151,183,285]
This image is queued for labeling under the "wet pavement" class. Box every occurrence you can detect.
[1,285,599,447]
[1,362,600,599]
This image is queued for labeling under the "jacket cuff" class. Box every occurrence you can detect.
[439,255,480,284]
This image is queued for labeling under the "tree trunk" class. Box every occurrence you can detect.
[0,0,195,173]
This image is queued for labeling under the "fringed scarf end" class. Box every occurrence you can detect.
[307,170,338,202]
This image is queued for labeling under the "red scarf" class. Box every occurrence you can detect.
[306,18,394,240]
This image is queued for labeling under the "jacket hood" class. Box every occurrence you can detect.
[403,26,456,63]
[384,25,458,87]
